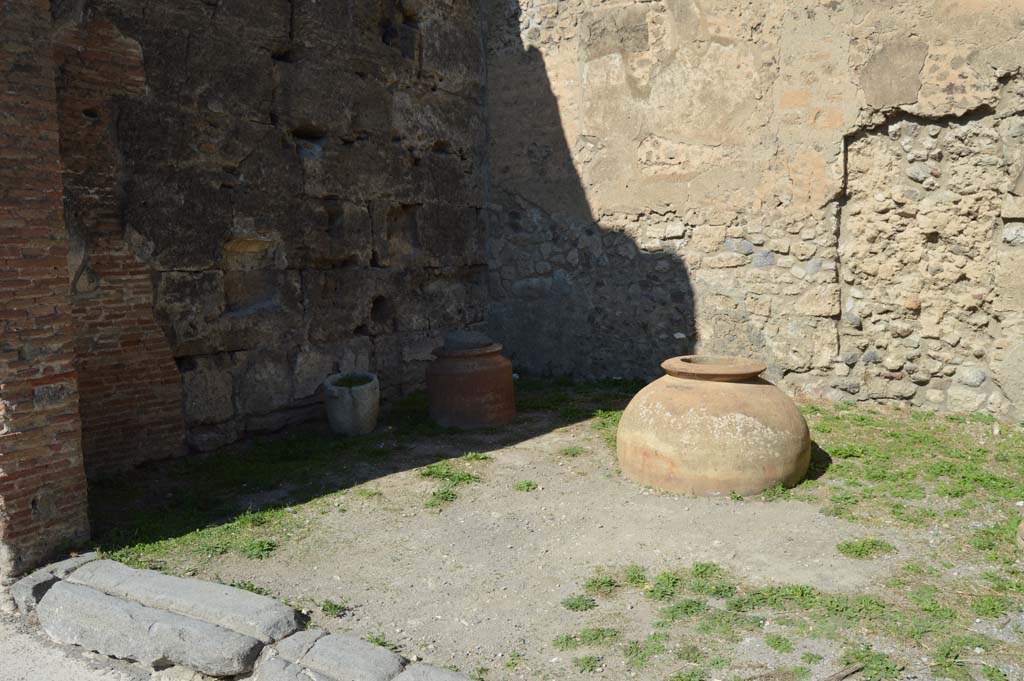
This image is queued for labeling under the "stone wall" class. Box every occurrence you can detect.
[0,0,90,581]
[51,0,487,464]
[482,0,1024,419]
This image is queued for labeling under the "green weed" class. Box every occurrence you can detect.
[239,539,276,560]
[837,538,897,559]
[839,645,902,680]
[624,565,647,586]
[623,632,668,668]
[561,594,597,612]
[592,410,622,449]
[229,580,272,597]
[553,628,620,650]
[572,655,603,673]
[765,634,794,653]
[366,632,400,652]
[320,599,348,617]
[584,576,618,596]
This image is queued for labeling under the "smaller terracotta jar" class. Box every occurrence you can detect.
[426,331,515,429]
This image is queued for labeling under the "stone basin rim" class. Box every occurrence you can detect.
[661,355,767,381]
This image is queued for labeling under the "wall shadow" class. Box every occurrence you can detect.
[88,379,640,553]
[87,1,702,551]
[481,3,697,381]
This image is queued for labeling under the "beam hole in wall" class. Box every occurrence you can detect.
[291,125,326,160]
[81,108,99,120]
[370,295,395,332]
[270,48,294,63]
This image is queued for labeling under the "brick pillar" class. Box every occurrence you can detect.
[0,0,90,581]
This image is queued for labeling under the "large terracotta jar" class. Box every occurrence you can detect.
[616,355,810,496]
[426,331,515,429]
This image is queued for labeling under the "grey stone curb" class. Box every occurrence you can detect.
[12,556,472,681]
[37,581,263,677]
[68,559,301,643]
[11,551,98,613]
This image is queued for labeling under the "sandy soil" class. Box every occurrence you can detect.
[190,414,930,680]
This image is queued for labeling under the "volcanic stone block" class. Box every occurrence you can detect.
[252,653,331,681]
[276,630,407,681]
[11,551,98,614]
[36,581,263,676]
[67,559,301,643]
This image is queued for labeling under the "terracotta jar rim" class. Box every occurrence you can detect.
[661,355,766,382]
[433,342,504,358]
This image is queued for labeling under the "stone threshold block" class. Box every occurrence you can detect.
[67,559,301,643]
[10,551,100,614]
[257,631,472,681]
[36,581,263,677]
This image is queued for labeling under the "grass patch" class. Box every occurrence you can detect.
[838,538,897,559]
[559,446,587,457]
[592,410,622,449]
[624,632,668,668]
[765,634,794,653]
[561,594,597,612]
[761,483,792,501]
[229,580,272,597]
[513,480,538,492]
[553,628,620,650]
[239,538,277,560]
[366,632,400,652]
[696,609,764,641]
[421,460,481,508]
[584,576,619,596]
[659,599,708,622]
[624,565,647,586]
[647,571,684,601]
[425,483,458,508]
[420,461,480,485]
[972,595,1011,618]
[572,655,603,673]
[320,598,348,617]
[462,452,492,461]
[839,645,902,681]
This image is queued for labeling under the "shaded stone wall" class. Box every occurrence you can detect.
[52,0,486,462]
[483,0,1024,419]
[0,0,90,581]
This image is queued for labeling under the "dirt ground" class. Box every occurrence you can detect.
[91,388,1024,681]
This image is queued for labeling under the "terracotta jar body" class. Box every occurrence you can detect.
[426,341,515,429]
[617,356,810,496]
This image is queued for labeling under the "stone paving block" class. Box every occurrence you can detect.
[36,581,263,677]
[277,631,406,681]
[11,569,58,615]
[275,628,326,661]
[251,653,330,681]
[67,559,301,643]
[394,664,473,681]
[11,552,98,613]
